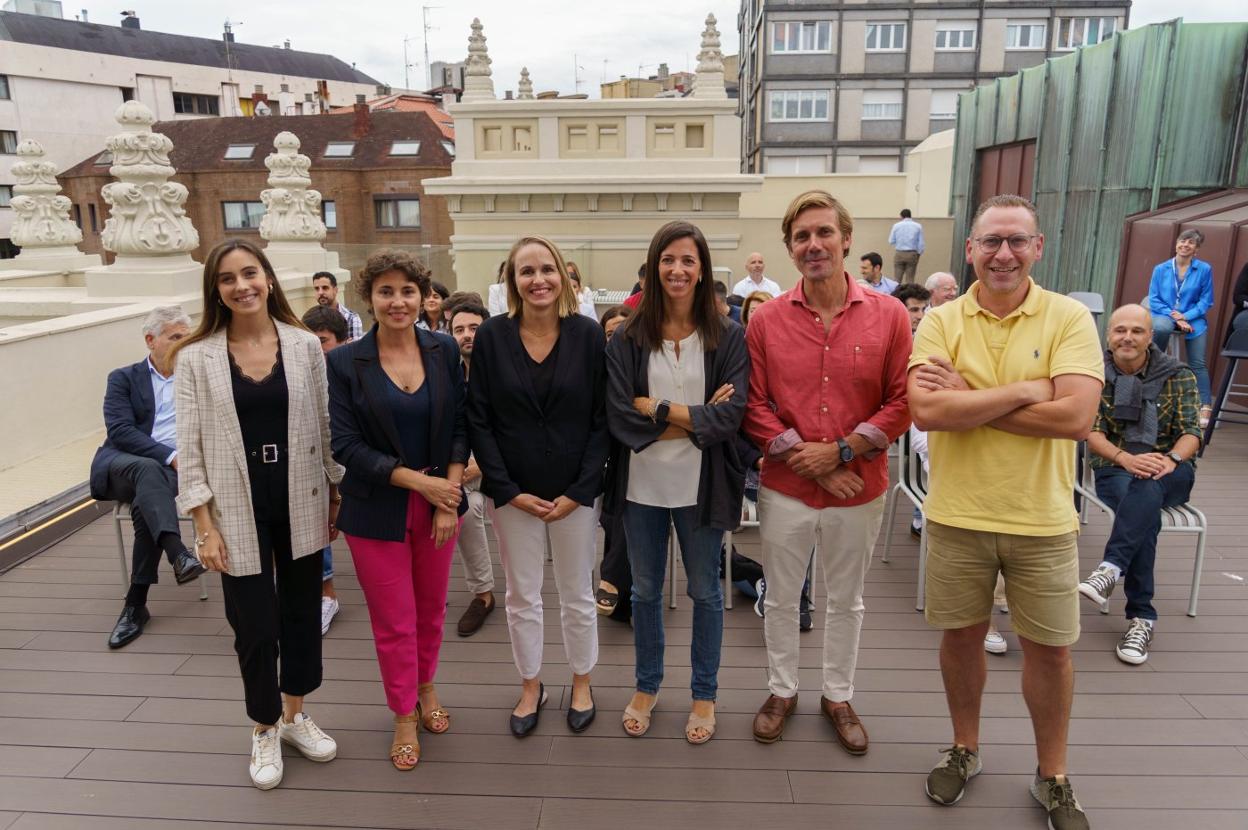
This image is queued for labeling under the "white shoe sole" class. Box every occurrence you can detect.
[1076,582,1110,614]
[984,638,1008,655]
[250,766,282,790]
[280,731,337,762]
[1115,647,1148,665]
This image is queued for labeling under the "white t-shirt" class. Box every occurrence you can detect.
[732,275,782,299]
[627,332,705,508]
[487,283,509,317]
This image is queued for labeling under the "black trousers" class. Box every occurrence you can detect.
[220,462,322,725]
[105,453,183,585]
[599,509,633,622]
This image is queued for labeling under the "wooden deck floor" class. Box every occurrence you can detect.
[0,430,1246,829]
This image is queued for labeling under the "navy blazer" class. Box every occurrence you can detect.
[89,358,173,500]
[466,313,609,507]
[327,325,469,542]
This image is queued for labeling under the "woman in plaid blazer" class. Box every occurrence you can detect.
[173,239,344,791]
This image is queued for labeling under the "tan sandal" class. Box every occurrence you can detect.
[685,707,716,745]
[390,712,420,771]
[417,688,450,734]
[622,693,658,737]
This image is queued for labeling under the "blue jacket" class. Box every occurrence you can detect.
[327,325,469,542]
[1148,258,1215,339]
[89,359,172,500]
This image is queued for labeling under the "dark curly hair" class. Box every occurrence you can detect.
[355,249,431,316]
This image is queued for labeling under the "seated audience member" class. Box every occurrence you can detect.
[446,290,485,318]
[713,280,742,324]
[420,280,450,332]
[741,291,771,328]
[1079,304,1201,665]
[892,283,931,333]
[449,301,497,637]
[301,305,352,635]
[91,306,206,649]
[1230,260,1248,336]
[624,264,646,309]
[925,272,959,308]
[312,271,363,340]
[567,261,598,318]
[597,304,635,621]
[857,252,898,295]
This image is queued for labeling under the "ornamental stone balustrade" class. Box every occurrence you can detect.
[0,140,101,272]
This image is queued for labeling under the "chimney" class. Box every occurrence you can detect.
[120,10,140,30]
[352,101,371,138]
[504,90,514,100]
[81,9,89,22]
[284,39,291,49]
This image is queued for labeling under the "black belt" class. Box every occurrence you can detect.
[246,443,287,464]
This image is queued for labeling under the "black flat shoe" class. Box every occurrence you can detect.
[172,550,207,585]
[567,690,596,734]
[108,604,151,649]
[509,683,547,738]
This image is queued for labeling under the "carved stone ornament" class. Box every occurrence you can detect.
[692,13,728,100]
[8,140,83,249]
[461,18,496,102]
[260,131,326,243]
[518,67,535,100]
[99,100,199,256]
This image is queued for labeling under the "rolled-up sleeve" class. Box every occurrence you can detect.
[174,352,212,514]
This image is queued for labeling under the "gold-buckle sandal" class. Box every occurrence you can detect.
[390,712,420,771]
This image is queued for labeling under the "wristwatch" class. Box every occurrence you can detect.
[836,437,854,464]
[654,399,671,424]
[1166,451,1184,465]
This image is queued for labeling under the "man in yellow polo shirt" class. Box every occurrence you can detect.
[907,195,1102,830]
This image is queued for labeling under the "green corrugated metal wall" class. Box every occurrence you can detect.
[949,20,1248,304]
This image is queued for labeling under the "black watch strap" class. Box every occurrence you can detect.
[655,399,671,424]
[1167,451,1184,465]
[836,437,854,463]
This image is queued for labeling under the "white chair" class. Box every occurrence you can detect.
[112,503,208,601]
[1074,444,1207,617]
[879,432,929,610]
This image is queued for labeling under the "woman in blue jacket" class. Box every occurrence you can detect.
[1148,229,1215,424]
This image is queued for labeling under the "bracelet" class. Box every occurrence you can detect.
[193,530,211,548]
[1112,449,1124,466]
[647,398,660,423]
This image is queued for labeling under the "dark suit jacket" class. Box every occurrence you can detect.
[327,325,469,542]
[89,359,173,500]
[466,313,609,507]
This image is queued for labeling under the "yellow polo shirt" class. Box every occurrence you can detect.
[908,278,1103,536]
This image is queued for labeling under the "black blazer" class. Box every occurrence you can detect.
[467,313,608,507]
[89,359,172,500]
[327,325,469,542]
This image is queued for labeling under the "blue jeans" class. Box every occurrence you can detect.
[1152,316,1211,404]
[321,545,333,582]
[1094,464,1195,621]
[623,501,724,701]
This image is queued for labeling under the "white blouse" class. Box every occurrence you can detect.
[627,331,705,508]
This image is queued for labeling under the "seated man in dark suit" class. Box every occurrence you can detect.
[90,306,205,649]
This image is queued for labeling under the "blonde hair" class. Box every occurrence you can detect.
[741,291,771,327]
[781,189,854,250]
[503,236,580,319]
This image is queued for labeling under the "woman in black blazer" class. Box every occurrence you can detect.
[467,235,609,738]
[326,250,467,771]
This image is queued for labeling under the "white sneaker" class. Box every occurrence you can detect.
[278,712,337,762]
[984,629,1007,654]
[320,596,340,636]
[249,726,283,790]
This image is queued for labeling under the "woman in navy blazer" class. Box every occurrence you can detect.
[1148,229,1215,419]
[326,249,467,771]
[467,235,609,738]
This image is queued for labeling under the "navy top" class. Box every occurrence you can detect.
[383,374,431,473]
[525,337,561,409]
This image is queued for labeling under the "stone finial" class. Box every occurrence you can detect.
[8,140,83,249]
[259,131,326,243]
[692,13,728,100]
[99,100,199,256]
[461,17,496,102]
[517,67,534,100]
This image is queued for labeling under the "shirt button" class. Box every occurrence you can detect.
[312,487,319,496]
[821,406,827,413]
[821,437,828,442]
[824,346,830,351]
[309,446,315,455]
[814,316,821,323]
[823,376,829,382]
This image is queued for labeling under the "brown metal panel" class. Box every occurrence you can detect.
[1020,142,1036,201]
[977,146,1001,206]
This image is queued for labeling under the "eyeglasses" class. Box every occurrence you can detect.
[972,234,1038,253]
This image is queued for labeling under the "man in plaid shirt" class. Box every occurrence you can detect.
[1079,304,1202,665]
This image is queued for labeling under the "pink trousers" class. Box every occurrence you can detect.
[345,491,459,715]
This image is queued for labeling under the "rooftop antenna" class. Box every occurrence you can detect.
[403,34,419,90]
[422,6,442,90]
[223,18,242,79]
[573,53,586,94]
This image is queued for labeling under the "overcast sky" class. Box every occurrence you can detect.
[70,1,1241,96]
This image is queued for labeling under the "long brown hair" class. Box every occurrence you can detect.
[503,236,579,319]
[173,239,304,360]
[623,221,722,352]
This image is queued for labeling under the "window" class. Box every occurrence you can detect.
[389,140,421,156]
[767,90,829,122]
[324,141,355,158]
[766,155,827,175]
[441,141,455,157]
[1006,22,1047,50]
[88,204,98,233]
[224,144,255,160]
[321,200,337,230]
[771,21,831,53]
[222,201,266,230]
[72,204,82,229]
[865,22,906,51]
[374,198,420,229]
[862,90,903,120]
[94,151,113,166]
[858,156,900,174]
[935,23,976,51]
[1054,17,1116,50]
[0,185,12,208]
[930,90,960,120]
[0,75,9,100]
[172,92,219,115]
[0,131,17,155]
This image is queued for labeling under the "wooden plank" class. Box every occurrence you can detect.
[0,746,88,779]
[0,693,141,722]
[0,650,188,676]
[8,817,392,830]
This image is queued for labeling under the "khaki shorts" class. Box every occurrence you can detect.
[924,520,1080,647]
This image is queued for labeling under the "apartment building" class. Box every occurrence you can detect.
[738,1,1131,174]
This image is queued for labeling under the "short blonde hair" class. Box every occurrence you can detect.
[504,236,580,319]
[781,189,854,250]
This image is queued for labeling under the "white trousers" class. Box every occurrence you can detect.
[758,486,885,701]
[489,500,600,679]
[455,485,494,595]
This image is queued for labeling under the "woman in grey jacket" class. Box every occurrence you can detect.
[605,221,750,744]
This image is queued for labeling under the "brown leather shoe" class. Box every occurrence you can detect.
[752,693,798,743]
[456,595,495,637]
[821,698,868,755]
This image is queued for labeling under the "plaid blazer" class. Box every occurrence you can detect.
[175,322,345,577]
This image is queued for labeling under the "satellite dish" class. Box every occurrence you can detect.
[255,101,272,116]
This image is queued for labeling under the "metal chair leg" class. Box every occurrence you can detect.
[881,483,901,564]
[1187,509,1208,617]
[112,507,130,593]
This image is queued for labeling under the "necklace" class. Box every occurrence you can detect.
[386,345,421,391]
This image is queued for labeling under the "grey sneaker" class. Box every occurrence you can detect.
[1030,771,1089,830]
[925,745,982,805]
[1077,566,1117,614]
[1116,618,1153,665]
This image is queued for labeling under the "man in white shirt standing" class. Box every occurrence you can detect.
[733,252,783,299]
[889,209,925,285]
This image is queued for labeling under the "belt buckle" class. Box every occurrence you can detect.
[261,444,279,464]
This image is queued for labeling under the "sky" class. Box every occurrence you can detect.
[66,1,1243,97]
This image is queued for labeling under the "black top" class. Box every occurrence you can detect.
[383,375,431,473]
[525,337,561,409]
[231,350,288,451]
[467,313,609,506]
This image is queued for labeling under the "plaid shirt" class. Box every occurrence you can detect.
[1090,359,1201,469]
[337,304,363,340]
